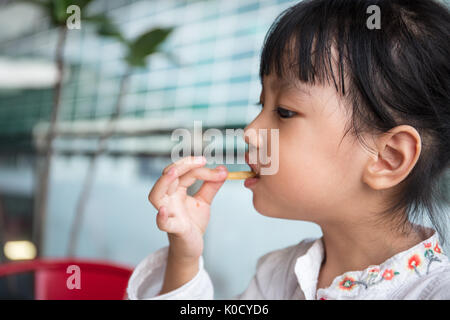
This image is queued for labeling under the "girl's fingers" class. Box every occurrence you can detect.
[148,167,179,208]
[156,206,168,229]
[156,206,173,232]
[195,180,226,205]
[194,166,228,204]
[178,166,228,188]
[167,176,179,195]
[149,157,207,208]
[156,206,184,234]
[151,156,227,209]
[168,156,208,178]
[162,156,205,175]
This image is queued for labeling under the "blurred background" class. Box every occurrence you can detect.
[0,0,323,299]
[2,0,447,300]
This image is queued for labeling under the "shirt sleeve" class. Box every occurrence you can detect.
[126,246,214,300]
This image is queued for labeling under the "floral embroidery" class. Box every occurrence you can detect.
[327,234,446,296]
[339,277,357,290]
[366,267,380,284]
[434,243,442,254]
[382,269,396,280]
[336,240,444,291]
[407,241,443,277]
[337,267,400,291]
[407,254,421,273]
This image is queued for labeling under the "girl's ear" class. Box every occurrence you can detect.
[362,125,422,190]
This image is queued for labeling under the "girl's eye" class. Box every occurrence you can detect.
[275,106,297,119]
[254,102,297,119]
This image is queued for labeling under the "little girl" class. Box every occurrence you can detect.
[127,0,450,299]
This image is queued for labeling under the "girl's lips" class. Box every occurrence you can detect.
[244,152,260,189]
[248,163,260,177]
[244,175,259,188]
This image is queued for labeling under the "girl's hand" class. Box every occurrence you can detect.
[148,156,228,261]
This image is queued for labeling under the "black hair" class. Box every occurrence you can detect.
[259,0,450,243]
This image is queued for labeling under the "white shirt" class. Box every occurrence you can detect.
[127,229,450,300]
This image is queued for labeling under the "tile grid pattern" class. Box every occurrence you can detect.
[0,0,294,140]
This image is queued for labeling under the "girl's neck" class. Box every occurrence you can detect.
[317,221,427,289]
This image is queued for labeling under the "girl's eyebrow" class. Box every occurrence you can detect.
[266,77,311,96]
[260,77,311,106]
[280,79,311,96]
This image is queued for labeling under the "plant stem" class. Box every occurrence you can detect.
[33,26,67,257]
[67,66,132,256]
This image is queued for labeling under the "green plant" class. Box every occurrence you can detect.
[67,14,174,256]
[20,0,118,256]
[97,19,174,68]
[23,0,175,257]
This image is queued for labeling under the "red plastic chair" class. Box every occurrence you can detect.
[0,258,133,300]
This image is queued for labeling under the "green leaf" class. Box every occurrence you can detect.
[126,27,174,67]
[124,55,147,68]
[52,0,69,24]
[86,14,127,44]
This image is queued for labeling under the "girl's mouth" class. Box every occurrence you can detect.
[244,152,261,188]
[245,152,260,175]
[244,175,260,188]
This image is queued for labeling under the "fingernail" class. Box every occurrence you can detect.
[218,170,227,177]
[167,167,176,176]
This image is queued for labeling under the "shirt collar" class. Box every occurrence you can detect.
[294,228,447,300]
[294,238,324,300]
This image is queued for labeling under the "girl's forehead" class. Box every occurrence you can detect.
[262,74,311,96]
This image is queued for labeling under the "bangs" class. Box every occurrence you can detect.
[259,0,371,96]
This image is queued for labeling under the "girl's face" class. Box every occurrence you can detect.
[244,74,372,223]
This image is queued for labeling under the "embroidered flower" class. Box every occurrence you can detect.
[368,267,380,274]
[434,243,442,254]
[407,254,421,270]
[339,277,356,290]
[382,269,395,280]
[366,267,380,284]
[424,242,432,248]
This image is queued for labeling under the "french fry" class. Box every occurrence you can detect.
[226,171,257,180]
